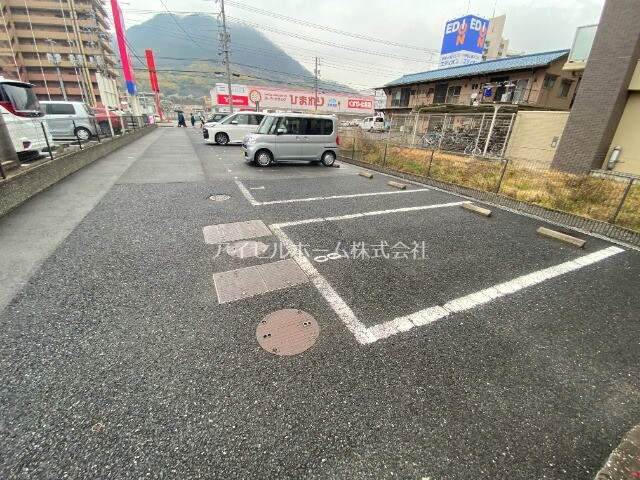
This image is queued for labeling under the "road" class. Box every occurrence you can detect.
[1,126,639,479]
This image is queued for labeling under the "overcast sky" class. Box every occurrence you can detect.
[117,0,605,92]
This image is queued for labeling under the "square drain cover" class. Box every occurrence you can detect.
[213,259,309,304]
[203,220,271,244]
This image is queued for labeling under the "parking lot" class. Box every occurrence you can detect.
[1,127,639,478]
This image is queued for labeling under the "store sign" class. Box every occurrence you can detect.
[440,14,488,68]
[211,84,374,114]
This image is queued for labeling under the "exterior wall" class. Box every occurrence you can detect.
[530,59,579,109]
[505,111,569,165]
[483,15,508,61]
[606,92,640,175]
[552,0,640,174]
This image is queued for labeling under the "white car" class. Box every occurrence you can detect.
[360,116,385,131]
[0,78,53,160]
[204,112,265,145]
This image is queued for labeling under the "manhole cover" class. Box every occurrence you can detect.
[256,309,319,356]
[209,194,231,201]
[226,240,269,259]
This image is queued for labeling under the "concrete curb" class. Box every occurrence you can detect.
[595,424,640,480]
[0,125,157,218]
[337,155,640,249]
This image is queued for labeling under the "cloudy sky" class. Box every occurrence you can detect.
[117,0,605,91]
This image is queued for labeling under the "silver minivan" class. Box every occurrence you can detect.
[242,113,339,167]
[40,101,98,141]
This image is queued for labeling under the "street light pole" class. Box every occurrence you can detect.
[46,39,68,101]
[219,0,234,114]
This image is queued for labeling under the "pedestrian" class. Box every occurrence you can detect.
[190,113,196,128]
[199,114,205,129]
[177,112,186,127]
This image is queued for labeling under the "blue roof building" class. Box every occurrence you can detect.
[379,50,577,112]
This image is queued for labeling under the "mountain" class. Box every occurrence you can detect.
[124,14,355,99]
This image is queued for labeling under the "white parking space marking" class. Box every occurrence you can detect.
[234,180,430,206]
[270,201,469,229]
[271,204,625,345]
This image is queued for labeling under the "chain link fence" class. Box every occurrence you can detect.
[339,119,640,244]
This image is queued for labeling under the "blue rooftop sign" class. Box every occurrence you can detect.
[440,15,489,68]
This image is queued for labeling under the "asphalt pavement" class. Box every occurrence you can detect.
[1,126,639,479]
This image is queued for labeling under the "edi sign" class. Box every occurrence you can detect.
[439,15,489,68]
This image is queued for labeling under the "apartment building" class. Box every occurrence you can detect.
[0,0,119,108]
[380,50,577,114]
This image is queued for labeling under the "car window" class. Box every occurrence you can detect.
[221,114,236,125]
[257,116,278,134]
[50,104,75,115]
[322,119,334,135]
[1,83,40,111]
[279,117,302,135]
[234,114,249,125]
[375,118,383,123]
[248,114,263,125]
[304,118,322,135]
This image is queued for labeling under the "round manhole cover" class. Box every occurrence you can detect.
[209,194,231,201]
[226,240,269,258]
[256,309,319,356]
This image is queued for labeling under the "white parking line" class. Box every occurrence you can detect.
[270,201,468,229]
[234,180,430,206]
[270,208,625,345]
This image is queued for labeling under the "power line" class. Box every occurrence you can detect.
[157,0,210,53]
[224,0,440,57]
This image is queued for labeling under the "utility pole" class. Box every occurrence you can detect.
[45,39,68,101]
[314,57,321,112]
[314,57,318,112]
[218,0,233,114]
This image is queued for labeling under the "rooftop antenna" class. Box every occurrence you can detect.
[466,0,471,14]
[493,0,498,17]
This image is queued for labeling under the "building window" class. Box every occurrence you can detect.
[542,75,557,89]
[558,81,572,98]
[471,83,479,90]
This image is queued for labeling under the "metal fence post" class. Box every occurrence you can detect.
[410,112,419,147]
[383,117,393,167]
[426,148,435,177]
[437,113,448,151]
[610,177,635,224]
[495,157,510,193]
[107,113,115,138]
[483,106,500,156]
[73,120,82,150]
[41,123,54,160]
[351,139,355,160]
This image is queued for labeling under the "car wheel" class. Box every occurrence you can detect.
[99,122,111,135]
[255,150,272,167]
[321,151,336,167]
[215,132,229,145]
[75,127,91,141]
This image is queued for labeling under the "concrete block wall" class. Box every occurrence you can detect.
[0,125,156,218]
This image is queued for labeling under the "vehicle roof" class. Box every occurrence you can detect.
[261,112,337,120]
[0,79,35,88]
[40,100,87,104]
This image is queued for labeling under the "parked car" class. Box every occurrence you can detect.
[202,113,228,131]
[360,116,385,131]
[242,113,339,167]
[0,78,53,160]
[40,101,99,141]
[204,112,266,145]
[90,106,122,134]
